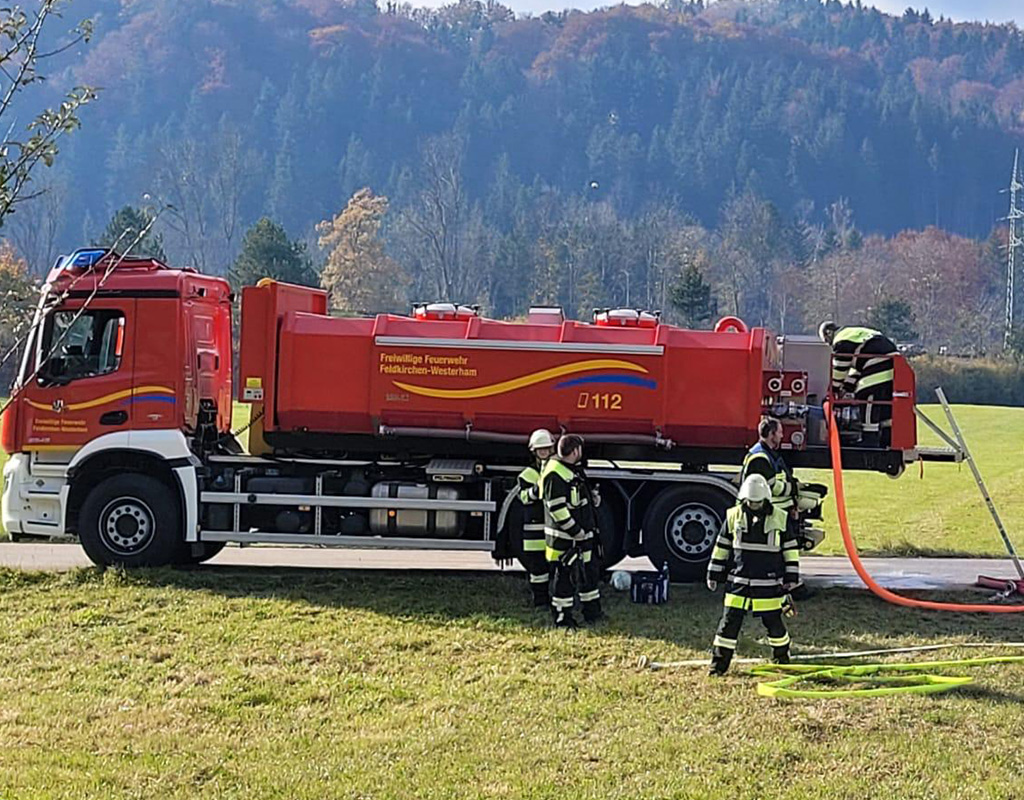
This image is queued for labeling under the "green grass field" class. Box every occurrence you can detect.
[1,406,1023,797]
[1,567,1023,799]
[804,404,1024,557]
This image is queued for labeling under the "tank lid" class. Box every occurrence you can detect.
[593,308,660,328]
[527,306,565,325]
[412,302,480,321]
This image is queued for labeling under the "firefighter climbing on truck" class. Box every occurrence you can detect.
[819,321,897,447]
[516,428,557,607]
[542,434,603,628]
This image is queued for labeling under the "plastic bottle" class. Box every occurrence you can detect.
[661,561,670,603]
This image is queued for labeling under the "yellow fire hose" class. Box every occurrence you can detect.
[639,644,1024,698]
[750,656,1024,699]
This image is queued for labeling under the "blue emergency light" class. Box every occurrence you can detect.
[69,248,111,268]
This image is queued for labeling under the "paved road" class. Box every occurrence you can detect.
[0,542,1018,590]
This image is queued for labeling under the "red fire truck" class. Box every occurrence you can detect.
[1,249,932,580]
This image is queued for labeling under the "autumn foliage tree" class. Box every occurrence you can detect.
[0,241,36,386]
[318,189,409,314]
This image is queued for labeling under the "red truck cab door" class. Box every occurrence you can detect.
[19,298,137,452]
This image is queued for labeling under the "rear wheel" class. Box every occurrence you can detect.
[642,484,731,582]
[79,474,184,567]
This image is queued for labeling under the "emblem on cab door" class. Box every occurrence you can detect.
[51,399,64,413]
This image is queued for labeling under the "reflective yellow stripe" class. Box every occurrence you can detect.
[542,459,575,483]
[711,546,730,561]
[520,467,540,482]
[751,597,785,612]
[522,539,546,551]
[856,369,894,391]
[551,507,572,522]
[833,326,879,345]
[767,634,791,647]
[724,594,785,612]
[545,546,565,562]
[783,550,799,562]
[713,635,737,649]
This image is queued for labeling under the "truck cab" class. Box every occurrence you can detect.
[1,248,232,558]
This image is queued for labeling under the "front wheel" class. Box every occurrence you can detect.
[78,474,184,567]
[642,484,731,582]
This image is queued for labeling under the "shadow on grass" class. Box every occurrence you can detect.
[95,563,1024,661]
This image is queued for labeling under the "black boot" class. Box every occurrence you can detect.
[531,584,550,608]
[582,599,605,624]
[552,608,578,629]
[709,647,733,676]
[772,646,791,665]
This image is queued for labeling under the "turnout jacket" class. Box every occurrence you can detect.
[516,465,545,531]
[540,458,596,562]
[707,504,799,597]
[742,442,796,505]
[830,326,896,394]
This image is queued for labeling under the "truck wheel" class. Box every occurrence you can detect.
[79,474,184,568]
[642,485,730,582]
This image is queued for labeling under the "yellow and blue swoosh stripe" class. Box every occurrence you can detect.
[393,359,656,400]
[555,374,657,389]
[26,385,176,412]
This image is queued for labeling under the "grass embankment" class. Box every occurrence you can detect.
[805,404,1024,558]
[1,567,1023,799]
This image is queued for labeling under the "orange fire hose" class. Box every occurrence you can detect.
[827,403,1024,613]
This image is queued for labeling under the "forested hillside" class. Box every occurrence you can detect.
[7,0,1024,351]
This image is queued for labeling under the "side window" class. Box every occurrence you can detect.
[38,309,125,386]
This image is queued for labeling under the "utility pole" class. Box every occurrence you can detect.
[1004,148,1024,351]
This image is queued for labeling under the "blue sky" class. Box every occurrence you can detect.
[871,1,1021,23]
[484,0,1023,23]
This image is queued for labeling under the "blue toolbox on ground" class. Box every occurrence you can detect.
[630,564,670,604]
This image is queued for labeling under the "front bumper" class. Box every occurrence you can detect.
[2,453,68,538]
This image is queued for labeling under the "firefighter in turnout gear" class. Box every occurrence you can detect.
[742,417,797,511]
[707,474,799,676]
[819,322,897,448]
[517,429,557,607]
[742,416,826,549]
[541,434,603,628]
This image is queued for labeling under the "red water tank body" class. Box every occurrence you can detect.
[237,282,916,460]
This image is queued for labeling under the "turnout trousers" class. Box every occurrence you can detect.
[710,593,791,674]
[521,523,550,604]
[853,337,894,447]
[548,539,601,626]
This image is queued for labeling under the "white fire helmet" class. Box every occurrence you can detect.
[818,320,837,344]
[528,428,556,452]
[738,474,772,505]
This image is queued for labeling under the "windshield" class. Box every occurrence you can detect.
[37,308,125,386]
